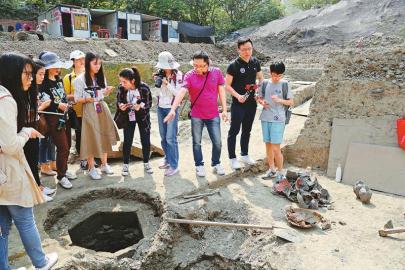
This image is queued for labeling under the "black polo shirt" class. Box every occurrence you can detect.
[227,56,261,106]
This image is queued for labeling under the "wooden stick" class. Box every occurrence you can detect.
[183,190,219,199]
[178,196,207,205]
[378,227,405,237]
[166,218,284,230]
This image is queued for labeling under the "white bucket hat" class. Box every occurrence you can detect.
[155,51,180,70]
[40,51,72,70]
[70,50,85,60]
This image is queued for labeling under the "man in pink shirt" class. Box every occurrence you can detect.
[164,51,228,177]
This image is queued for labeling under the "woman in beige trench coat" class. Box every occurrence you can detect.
[0,53,57,270]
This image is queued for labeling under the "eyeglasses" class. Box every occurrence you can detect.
[23,71,33,79]
[239,47,253,52]
[193,63,208,69]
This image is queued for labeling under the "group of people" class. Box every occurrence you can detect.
[0,37,293,270]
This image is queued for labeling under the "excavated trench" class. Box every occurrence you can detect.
[42,186,277,270]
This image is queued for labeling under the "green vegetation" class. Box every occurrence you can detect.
[9,0,285,39]
[291,0,340,10]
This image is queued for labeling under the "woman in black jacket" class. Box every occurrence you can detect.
[38,51,75,189]
[24,59,56,202]
[115,67,153,176]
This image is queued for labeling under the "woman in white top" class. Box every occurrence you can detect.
[73,52,119,180]
[153,52,183,177]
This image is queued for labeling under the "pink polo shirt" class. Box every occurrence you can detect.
[183,67,225,120]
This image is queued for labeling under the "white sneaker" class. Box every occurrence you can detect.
[144,163,153,174]
[240,155,256,165]
[36,252,58,270]
[122,164,129,176]
[43,186,56,195]
[14,267,27,270]
[196,165,205,177]
[230,158,242,170]
[101,164,114,175]
[65,171,77,180]
[88,167,102,180]
[58,177,72,189]
[213,164,225,175]
[43,193,53,202]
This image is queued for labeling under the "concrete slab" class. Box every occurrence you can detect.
[327,116,398,177]
[342,142,405,196]
[292,98,311,116]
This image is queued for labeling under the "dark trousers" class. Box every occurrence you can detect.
[75,117,82,154]
[24,138,40,186]
[123,116,151,164]
[227,104,257,159]
[46,115,70,180]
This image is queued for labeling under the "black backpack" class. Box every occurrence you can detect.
[261,79,292,124]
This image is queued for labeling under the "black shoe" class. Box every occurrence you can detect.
[80,160,88,170]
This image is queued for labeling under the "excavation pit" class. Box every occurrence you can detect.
[68,211,144,253]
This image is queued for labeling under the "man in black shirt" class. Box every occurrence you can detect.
[226,37,264,169]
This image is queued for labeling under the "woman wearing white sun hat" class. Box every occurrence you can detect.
[153,52,183,177]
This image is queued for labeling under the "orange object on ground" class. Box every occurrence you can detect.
[397,118,405,150]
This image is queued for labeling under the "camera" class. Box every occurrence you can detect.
[84,86,101,98]
[154,70,165,88]
[56,111,68,131]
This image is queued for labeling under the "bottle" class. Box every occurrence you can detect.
[305,166,312,178]
[335,164,342,182]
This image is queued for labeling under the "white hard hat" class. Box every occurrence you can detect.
[155,51,180,70]
[41,19,49,24]
[70,50,85,60]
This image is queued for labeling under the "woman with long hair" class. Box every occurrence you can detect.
[154,51,182,176]
[38,51,76,189]
[74,52,119,180]
[63,50,86,169]
[24,59,56,202]
[0,52,58,270]
[116,67,153,176]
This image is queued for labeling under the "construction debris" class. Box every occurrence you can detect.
[273,171,331,209]
[179,190,220,204]
[353,181,372,204]
[285,206,329,229]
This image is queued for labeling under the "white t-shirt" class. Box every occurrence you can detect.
[127,89,141,105]
[158,70,183,109]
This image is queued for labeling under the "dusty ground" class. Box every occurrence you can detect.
[7,108,405,269]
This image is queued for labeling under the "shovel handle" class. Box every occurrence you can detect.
[378,227,405,237]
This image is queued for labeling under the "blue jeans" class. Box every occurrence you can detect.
[0,205,47,269]
[39,136,56,164]
[191,116,222,167]
[158,107,179,169]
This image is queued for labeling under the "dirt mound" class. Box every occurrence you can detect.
[284,45,405,169]
[0,33,231,64]
[253,0,403,48]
